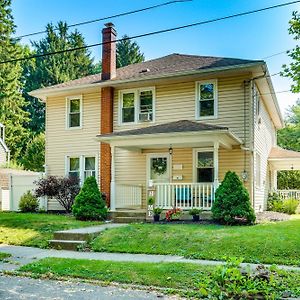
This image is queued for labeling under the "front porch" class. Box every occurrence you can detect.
[97,120,246,213]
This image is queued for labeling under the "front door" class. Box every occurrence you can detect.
[147,154,170,186]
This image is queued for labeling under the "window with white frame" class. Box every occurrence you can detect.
[120,88,154,124]
[67,96,82,128]
[67,155,97,183]
[256,153,261,187]
[84,157,96,180]
[68,157,80,179]
[196,151,214,182]
[196,81,217,118]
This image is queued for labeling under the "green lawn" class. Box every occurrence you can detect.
[0,252,10,261]
[0,212,102,248]
[91,217,300,266]
[19,257,300,299]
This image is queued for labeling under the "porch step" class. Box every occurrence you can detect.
[110,210,146,218]
[53,232,93,242]
[113,216,146,224]
[49,240,86,251]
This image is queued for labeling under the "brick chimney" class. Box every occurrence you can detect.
[100,23,116,207]
[101,22,117,80]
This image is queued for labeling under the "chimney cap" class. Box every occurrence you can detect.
[104,22,115,28]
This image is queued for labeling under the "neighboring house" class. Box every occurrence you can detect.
[30,23,300,214]
[0,123,10,166]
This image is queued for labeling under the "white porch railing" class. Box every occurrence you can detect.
[154,183,215,210]
[115,183,142,208]
[277,190,300,200]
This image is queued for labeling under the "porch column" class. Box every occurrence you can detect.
[272,169,278,191]
[214,141,219,190]
[110,145,116,211]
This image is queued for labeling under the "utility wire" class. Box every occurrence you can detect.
[14,0,192,40]
[2,0,300,65]
[262,50,290,59]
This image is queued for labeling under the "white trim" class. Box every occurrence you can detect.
[65,95,83,130]
[195,79,218,120]
[146,153,172,187]
[118,87,155,126]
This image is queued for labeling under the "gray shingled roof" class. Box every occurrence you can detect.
[97,120,228,138]
[33,53,263,93]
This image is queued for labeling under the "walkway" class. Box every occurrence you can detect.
[1,244,300,273]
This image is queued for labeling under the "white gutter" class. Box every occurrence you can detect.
[29,61,264,102]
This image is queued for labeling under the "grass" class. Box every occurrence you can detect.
[19,257,300,299]
[91,217,300,266]
[0,212,102,248]
[0,252,11,261]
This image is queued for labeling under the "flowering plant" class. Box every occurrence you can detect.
[166,208,182,221]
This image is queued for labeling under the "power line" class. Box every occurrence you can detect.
[2,0,300,65]
[262,50,290,60]
[14,0,192,40]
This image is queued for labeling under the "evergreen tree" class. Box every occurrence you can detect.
[23,21,95,133]
[116,35,145,68]
[0,0,30,162]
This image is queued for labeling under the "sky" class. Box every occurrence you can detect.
[11,0,300,117]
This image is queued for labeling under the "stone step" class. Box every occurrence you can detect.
[49,240,86,251]
[53,232,93,242]
[110,211,146,218]
[113,216,146,224]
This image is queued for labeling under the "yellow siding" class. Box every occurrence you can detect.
[46,89,101,210]
[113,75,251,146]
[254,93,276,211]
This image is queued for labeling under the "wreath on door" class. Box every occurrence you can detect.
[152,158,167,175]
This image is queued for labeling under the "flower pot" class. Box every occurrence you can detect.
[153,214,160,222]
[192,215,200,222]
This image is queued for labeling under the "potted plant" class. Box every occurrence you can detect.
[189,208,202,222]
[148,196,155,206]
[153,207,163,222]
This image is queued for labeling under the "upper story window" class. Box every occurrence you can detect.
[119,88,154,124]
[66,96,82,129]
[196,80,218,119]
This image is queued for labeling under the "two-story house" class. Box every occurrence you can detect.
[30,23,300,216]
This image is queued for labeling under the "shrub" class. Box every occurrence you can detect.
[283,199,299,215]
[267,192,284,212]
[19,191,39,212]
[35,176,80,212]
[211,171,256,225]
[72,176,108,221]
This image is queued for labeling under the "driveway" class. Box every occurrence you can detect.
[0,275,177,300]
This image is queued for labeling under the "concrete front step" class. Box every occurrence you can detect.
[53,232,94,242]
[110,210,146,218]
[49,240,86,251]
[113,216,146,224]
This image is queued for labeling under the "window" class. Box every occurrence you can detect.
[67,96,82,128]
[120,88,154,124]
[139,90,153,122]
[67,155,97,184]
[84,157,96,180]
[196,151,214,182]
[197,81,217,118]
[256,153,261,187]
[68,157,80,178]
[121,92,135,123]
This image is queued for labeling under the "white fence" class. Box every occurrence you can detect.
[277,190,300,200]
[115,183,142,209]
[1,173,43,211]
[155,183,215,210]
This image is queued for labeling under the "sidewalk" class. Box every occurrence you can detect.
[1,244,300,273]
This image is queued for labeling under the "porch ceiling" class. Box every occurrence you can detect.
[268,146,300,171]
[96,120,242,150]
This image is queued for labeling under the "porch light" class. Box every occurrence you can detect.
[241,170,248,181]
[169,147,173,155]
